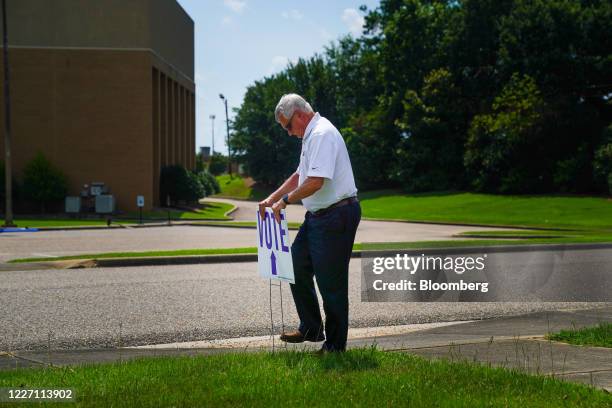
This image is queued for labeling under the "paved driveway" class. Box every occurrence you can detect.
[209,197,513,242]
[0,224,510,264]
[0,199,517,263]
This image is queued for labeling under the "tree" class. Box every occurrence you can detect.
[21,153,68,213]
[231,73,301,186]
[230,0,612,194]
[496,0,612,193]
[208,153,228,176]
[464,74,547,193]
[393,68,467,191]
[342,105,399,190]
[594,124,612,194]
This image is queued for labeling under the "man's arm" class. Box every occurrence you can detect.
[271,176,324,222]
[258,172,299,219]
[283,176,323,203]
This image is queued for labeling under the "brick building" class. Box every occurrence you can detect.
[0,0,195,212]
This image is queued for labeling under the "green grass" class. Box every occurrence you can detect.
[0,349,609,407]
[2,203,234,228]
[359,190,612,230]
[8,247,258,264]
[547,323,612,348]
[213,174,271,201]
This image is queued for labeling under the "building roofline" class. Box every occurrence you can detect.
[173,0,195,25]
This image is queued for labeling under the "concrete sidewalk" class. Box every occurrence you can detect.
[1,307,610,391]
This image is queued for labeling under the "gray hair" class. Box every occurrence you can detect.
[274,93,314,123]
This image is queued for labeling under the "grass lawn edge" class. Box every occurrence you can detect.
[7,240,612,265]
[545,323,612,348]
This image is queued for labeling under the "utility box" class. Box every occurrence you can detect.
[90,182,108,196]
[95,195,116,214]
[65,196,81,213]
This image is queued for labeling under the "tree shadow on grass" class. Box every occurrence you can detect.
[197,202,224,211]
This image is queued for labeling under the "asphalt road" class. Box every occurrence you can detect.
[1,251,609,351]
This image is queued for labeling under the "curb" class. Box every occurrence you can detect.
[4,241,612,271]
[96,253,260,268]
[361,242,612,256]
[30,223,168,232]
[3,225,125,232]
[7,221,299,232]
[94,249,360,268]
[87,241,612,267]
[2,252,359,270]
[223,204,239,218]
[15,220,243,232]
[199,198,239,219]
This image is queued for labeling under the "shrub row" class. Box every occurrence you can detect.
[159,165,220,206]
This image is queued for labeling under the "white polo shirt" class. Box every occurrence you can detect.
[297,112,358,212]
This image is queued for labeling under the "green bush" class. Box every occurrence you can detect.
[21,153,68,213]
[160,165,205,205]
[594,126,612,195]
[197,171,213,196]
[184,171,206,202]
[198,170,220,195]
[208,153,228,176]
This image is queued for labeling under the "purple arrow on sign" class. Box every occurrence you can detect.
[270,251,277,276]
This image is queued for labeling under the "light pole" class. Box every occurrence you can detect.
[219,93,231,176]
[2,0,15,227]
[209,114,215,155]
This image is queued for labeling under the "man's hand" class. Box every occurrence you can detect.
[271,199,287,223]
[258,197,275,220]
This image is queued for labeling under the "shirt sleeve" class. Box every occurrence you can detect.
[306,131,337,179]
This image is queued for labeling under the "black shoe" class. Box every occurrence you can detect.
[280,329,325,343]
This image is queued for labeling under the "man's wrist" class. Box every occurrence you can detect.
[282,193,291,205]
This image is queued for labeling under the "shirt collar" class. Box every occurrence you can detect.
[302,112,320,142]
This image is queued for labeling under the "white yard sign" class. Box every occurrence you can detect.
[256,208,295,284]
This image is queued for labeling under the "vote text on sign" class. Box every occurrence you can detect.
[256,208,295,283]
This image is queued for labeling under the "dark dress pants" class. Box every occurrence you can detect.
[289,201,361,351]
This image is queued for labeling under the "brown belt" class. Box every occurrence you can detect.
[310,196,358,217]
